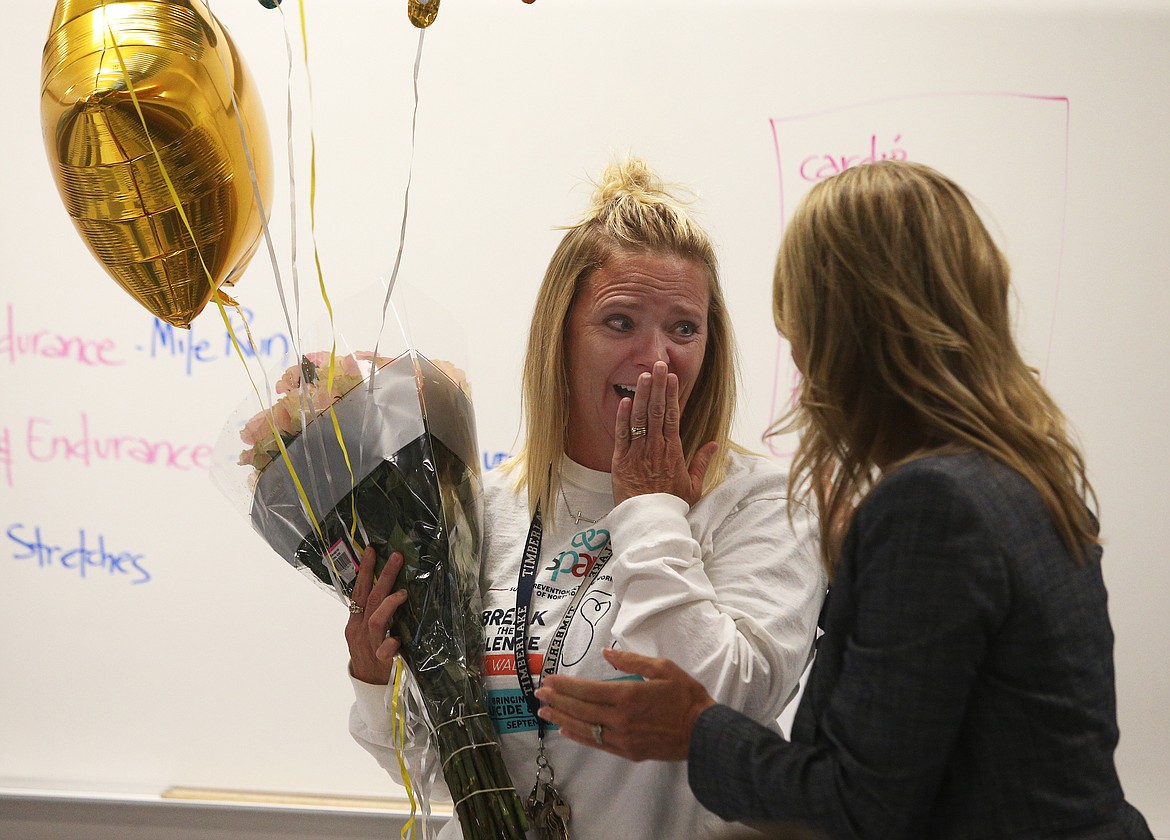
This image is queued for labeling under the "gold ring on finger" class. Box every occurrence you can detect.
[629,426,648,439]
[348,599,364,615]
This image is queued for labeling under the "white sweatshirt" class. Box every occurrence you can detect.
[349,449,826,840]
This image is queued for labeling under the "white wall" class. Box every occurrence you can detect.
[3,0,1168,836]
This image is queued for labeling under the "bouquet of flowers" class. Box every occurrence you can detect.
[214,348,527,840]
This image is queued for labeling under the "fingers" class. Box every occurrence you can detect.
[629,370,652,437]
[648,363,669,436]
[535,704,628,758]
[534,677,629,756]
[614,394,633,458]
[538,655,714,763]
[602,647,672,680]
[534,680,614,724]
[361,551,405,659]
[363,547,398,616]
[663,370,681,442]
[611,361,693,503]
[372,549,400,596]
[370,589,407,660]
[630,362,669,440]
[348,545,378,619]
[538,671,625,706]
[686,441,719,504]
[345,547,403,685]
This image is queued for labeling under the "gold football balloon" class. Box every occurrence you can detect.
[408,0,440,28]
[40,0,273,328]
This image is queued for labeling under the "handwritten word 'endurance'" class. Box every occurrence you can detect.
[26,414,211,471]
[0,303,120,366]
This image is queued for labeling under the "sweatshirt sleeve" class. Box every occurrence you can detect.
[604,467,825,723]
[347,669,452,801]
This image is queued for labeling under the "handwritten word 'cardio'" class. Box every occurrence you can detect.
[26,414,211,471]
[799,134,908,182]
[7,523,151,585]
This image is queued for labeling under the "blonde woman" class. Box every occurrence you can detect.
[538,161,1152,840]
[345,156,826,840]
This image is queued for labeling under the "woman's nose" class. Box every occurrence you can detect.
[635,330,671,367]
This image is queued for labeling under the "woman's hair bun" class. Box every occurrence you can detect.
[589,156,668,213]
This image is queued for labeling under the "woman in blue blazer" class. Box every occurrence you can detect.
[535,160,1153,840]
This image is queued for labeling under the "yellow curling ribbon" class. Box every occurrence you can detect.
[390,660,420,839]
[289,1,364,563]
[106,3,339,558]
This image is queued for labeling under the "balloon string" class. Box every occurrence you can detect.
[198,0,305,406]
[210,1,301,362]
[291,1,363,555]
[241,2,357,574]
[211,301,324,535]
[370,28,427,375]
[179,0,336,556]
[373,29,428,836]
[390,660,420,840]
[206,0,364,577]
[296,0,341,349]
[103,4,304,514]
[279,10,304,348]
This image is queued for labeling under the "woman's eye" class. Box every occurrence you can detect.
[676,322,698,337]
[606,316,633,331]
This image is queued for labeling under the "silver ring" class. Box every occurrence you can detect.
[591,723,604,745]
[348,600,364,615]
[629,426,648,439]
[384,626,395,640]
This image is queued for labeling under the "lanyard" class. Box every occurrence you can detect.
[513,502,612,736]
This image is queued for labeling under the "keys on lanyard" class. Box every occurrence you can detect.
[525,744,572,840]
[515,500,610,840]
[526,779,571,840]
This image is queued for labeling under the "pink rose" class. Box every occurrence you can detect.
[303,351,333,369]
[272,400,300,436]
[240,410,272,445]
[336,353,362,378]
[275,364,302,395]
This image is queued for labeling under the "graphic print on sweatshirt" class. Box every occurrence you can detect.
[482,526,613,735]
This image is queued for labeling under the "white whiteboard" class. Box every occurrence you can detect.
[3,0,1168,835]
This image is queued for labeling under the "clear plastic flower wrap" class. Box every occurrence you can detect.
[212,336,527,840]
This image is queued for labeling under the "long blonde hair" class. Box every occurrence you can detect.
[504,156,739,522]
[771,160,1097,573]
